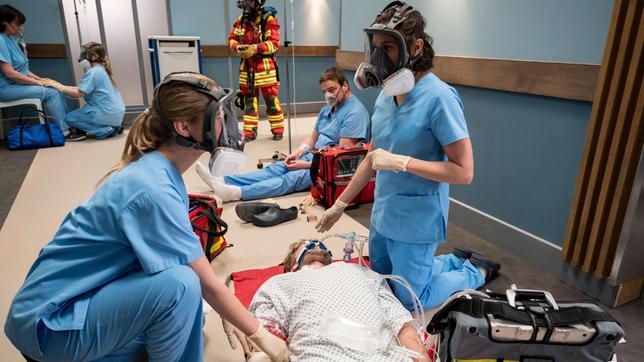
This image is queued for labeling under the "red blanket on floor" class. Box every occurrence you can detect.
[232,257,369,308]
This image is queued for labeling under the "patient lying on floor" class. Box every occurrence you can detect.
[237,239,425,361]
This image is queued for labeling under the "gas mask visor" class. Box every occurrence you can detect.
[207,89,247,177]
[354,24,410,90]
[78,42,98,73]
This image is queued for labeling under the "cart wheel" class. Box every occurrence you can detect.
[257,162,264,169]
[272,154,279,160]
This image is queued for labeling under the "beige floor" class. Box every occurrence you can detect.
[0,115,369,361]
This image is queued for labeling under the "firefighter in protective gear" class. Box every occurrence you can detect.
[229,0,285,141]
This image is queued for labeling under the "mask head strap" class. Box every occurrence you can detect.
[152,71,235,153]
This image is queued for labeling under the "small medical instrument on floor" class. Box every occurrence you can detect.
[427,285,624,362]
[256,150,287,169]
[298,203,318,222]
[310,143,375,208]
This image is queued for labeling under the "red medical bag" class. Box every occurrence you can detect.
[309,144,375,208]
[188,194,228,261]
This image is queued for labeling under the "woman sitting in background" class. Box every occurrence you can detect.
[45,42,125,141]
[0,4,68,131]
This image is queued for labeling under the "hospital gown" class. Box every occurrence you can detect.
[249,262,417,362]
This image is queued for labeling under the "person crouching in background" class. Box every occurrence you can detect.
[45,42,125,142]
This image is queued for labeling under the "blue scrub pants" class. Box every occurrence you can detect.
[65,108,124,139]
[369,228,485,310]
[37,265,203,362]
[0,84,68,131]
[224,160,311,200]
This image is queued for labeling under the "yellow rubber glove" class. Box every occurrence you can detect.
[315,199,348,233]
[248,324,290,362]
[370,148,411,172]
[237,44,257,59]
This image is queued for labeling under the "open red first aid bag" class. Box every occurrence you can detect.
[310,144,375,208]
[188,194,228,261]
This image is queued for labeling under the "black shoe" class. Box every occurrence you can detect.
[65,129,87,142]
[453,248,473,260]
[235,202,280,223]
[469,254,501,283]
[251,206,298,227]
[272,134,283,141]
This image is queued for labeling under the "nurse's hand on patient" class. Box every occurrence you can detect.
[42,79,62,90]
[370,148,411,172]
[315,199,348,232]
[248,324,290,362]
[222,318,255,358]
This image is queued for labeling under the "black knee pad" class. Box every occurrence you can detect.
[265,96,281,115]
[244,95,256,114]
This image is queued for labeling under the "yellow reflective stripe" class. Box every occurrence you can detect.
[208,237,225,255]
[254,80,277,87]
[265,30,272,38]
[255,69,277,77]
[270,121,285,128]
[268,115,284,121]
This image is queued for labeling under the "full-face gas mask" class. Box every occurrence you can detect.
[153,72,246,176]
[78,42,98,73]
[354,1,419,96]
[292,240,333,271]
[237,0,264,18]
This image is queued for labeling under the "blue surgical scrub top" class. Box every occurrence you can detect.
[370,72,469,243]
[4,152,204,358]
[0,33,29,88]
[314,95,370,148]
[79,65,125,115]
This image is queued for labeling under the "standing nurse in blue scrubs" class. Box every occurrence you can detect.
[0,5,67,129]
[4,73,289,362]
[317,1,500,310]
[44,42,125,142]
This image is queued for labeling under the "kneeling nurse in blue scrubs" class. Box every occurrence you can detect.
[4,72,289,362]
[45,42,125,142]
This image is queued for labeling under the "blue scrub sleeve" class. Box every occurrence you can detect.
[339,108,369,139]
[313,108,327,132]
[120,191,204,274]
[79,69,96,95]
[0,38,11,64]
[430,88,469,146]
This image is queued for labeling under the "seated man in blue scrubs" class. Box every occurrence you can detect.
[196,66,370,202]
[45,42,125,141]
[0,5,67,132]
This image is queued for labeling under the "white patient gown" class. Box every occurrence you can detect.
[249,262,418,361]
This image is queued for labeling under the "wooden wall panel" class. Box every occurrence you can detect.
[336,50,599,102]
[25,44,67,58]
[562,0,644,280]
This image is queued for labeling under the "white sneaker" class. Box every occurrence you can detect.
[195,161,240,202]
